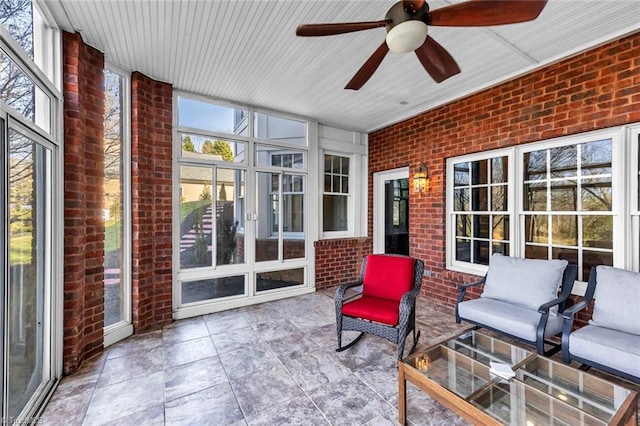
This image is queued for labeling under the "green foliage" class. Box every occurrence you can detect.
[182,135,195,152]
[200,184,212,201]
[202,139,234,161]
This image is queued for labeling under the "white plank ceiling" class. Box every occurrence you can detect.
[46,0,640,133]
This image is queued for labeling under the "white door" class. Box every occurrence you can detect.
[373,167,410,254]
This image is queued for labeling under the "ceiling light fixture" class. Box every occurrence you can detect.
[385,20,428,53]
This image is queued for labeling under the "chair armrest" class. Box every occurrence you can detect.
[561,300,590,321]
[399,288,421,315]
[538,294,569,314]
[335,281,363,306]
[456,276,486,304]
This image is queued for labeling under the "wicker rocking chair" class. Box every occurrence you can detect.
[335,254,424,360]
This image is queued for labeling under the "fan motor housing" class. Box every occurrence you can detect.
[385,1,429,32]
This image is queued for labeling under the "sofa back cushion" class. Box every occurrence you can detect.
[591,266,640,336]
[481,254,568,311]
[363,254,416,302]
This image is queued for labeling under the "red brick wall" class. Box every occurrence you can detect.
[131,72,173,330]
[314,238,372,289]
[62,32,105,374]
[368,34,640,326]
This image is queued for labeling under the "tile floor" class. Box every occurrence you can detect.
[39,289,640,426]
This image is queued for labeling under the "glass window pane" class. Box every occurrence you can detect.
[341,157,350,174]
[523,150,547,181]
[583,215,613,249]
[256,268,304,292]
[1,2,33,57]
[216,169,245,265]
[456,239,471,262]
[323,195,348,232]
[582,251,613,282]
[524,215,548,244]
[324,155,332,172]
[524,182,546,211]
[256,172,279,262]
[550,179,577,211]
[581,139,612,176]
[550,145,578,178]
[473,215,489,239]
[491,186,507,211]
[8,130,47,418]
[341,176,349,194]
[179,166,213,269]
[323,175,331,193]
[180,134,245,163]
[471,187,488,211]
[525,244,548,260]
[491,157,508,183]
[456,215,471,238]
[581,178,611,211]
[492,242,509,256]
[473,240,490,265]
[178,97,248,136]
[471,160,488,185]
[552,215,578,246]
[254,112,307,146]
[1,50,51,133]
[454,162,469,186]
[552,247,578,265]
[103,69,125,327]
[182,276,245,303]
[492,215,509,241]
[454,188,469,211]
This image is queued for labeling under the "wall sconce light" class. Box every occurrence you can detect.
[413,163,429,193]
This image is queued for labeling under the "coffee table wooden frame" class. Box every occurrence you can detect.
[398,332,638,426]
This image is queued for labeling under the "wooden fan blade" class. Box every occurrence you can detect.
[428,0,548,27]
[415,36,460,83]
[296,20,389,37]
[345,42,389,90]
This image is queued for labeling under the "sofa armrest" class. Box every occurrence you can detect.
[561,300,590,321]
[560,299,590,363]
[455,275,486,323]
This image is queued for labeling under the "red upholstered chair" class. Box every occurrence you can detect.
[335,254,424,360]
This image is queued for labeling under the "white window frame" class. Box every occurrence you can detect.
[321,152,353,237]
[629,124,640,272]
[446,126,631,287]
[102,64,133,347]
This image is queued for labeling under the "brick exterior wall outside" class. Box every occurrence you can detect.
[62,32,105,374]
[130,72,174,331]
[368,33,640,328]
[314,238,372,289]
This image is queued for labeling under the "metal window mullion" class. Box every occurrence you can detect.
[211,166,217,269]
[278,172,283,261]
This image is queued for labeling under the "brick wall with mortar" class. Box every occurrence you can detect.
[130,72,174,331]
[62,32,105,374]
[314,238,372,289]
[368,33,640,328]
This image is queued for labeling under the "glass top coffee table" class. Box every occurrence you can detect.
[398,330,638,425]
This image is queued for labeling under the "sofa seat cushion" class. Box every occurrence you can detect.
[591,266,640,336]
[457,298,563,342]
[362,254,415,302]
[342,296,399,326]
[569,325,640,379]
[482,254,568,312]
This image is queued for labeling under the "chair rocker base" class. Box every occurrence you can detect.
[336,329,421,359]
[336,332,365,353]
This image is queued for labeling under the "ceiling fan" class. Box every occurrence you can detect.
[296,0,548,90]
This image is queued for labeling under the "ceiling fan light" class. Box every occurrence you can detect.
[385,20,428,54]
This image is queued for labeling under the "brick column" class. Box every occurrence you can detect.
[130,72,173,330]
[62,32,105,374]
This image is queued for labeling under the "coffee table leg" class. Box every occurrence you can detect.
[398,362,407,425]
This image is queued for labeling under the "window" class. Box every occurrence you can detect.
[323,154,350,232]
[447,128,630,281]
[451,154,511,267]
[102,68,131,336]
[254,112,307,146]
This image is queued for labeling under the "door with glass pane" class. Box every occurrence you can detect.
[374,168,410,255]
[3,121,52,419]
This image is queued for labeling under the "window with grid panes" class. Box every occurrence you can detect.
[452,156,510,265]
[323,154,350,232]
